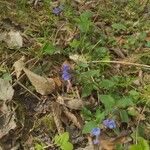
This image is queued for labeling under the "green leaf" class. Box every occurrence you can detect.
[82,121,97,134]
[61,142,73,150]
[43,42,56,55]
[54,134,62,145]
[99,95,115,110]
[60,132,69,144]
[69,39,80,48]
[120,110,129,123]
[129,137,149,150]
[81,83,94,97]
[34,143,44,150]
[112,23,126,31]
[95,109,105,123]
[2,73,12,81]
[77,11,93,33]
[100,79,116,89]
[145,41,150,48]
[81,107,92,121]
[117,97,134,108]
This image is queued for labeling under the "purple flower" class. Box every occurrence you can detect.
[62,64,71,81]
[91,127,101,136]
[93,139,99,145]
[103,119,116,129]
[91,128,100,145]
[52,5,63,15]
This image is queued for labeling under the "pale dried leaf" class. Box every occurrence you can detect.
[51,102,64,134]
[99,133,128,150]
[4,30,23,49]
[0,78,14,101]
[23,68,55,95]
[0,103,16,139]
[0,79,16,139]
[63,107,82,128]
[69,54,87,63]
[13,56,25,79]
[57,96,84,110]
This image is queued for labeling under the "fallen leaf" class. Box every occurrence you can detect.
[57,96,84,110]
[4,30,23,49]
[13,56,25,79]
[63,107,82,129]
[53,76,62,87]
[0,78,14,101]
[0,79,16,139]
[69,54,87,63]
[51,102,64,134]
[23,68,55,95]
[99,132,128,150]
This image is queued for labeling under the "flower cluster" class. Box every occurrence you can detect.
[103,119,116,129]
[91,128,101,144]
[62,64,71,81]
[52,5,63,15]
[91,119,116,145]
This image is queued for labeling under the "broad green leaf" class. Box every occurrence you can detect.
[145,41,150,48]
[82,121,97,134]
[100,79,116,89]
[69,39,80,48]
[95,110,105,123]
[77,11,93,33]
[81,107,92,121]
[54,134,62,145]
[60,132,69,145]
[112,23,126,31]
[2,73,12,81]
[120,110,129,123]
[117,97,134,108]
[129,137,149,150]
[99,95,115,110]
[81,84,94,97]
[61,142,73,150]
[43,42,56,55]
[34,143,44,150]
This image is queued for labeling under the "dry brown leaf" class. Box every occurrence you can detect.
[13,56,25,79]
[51,102,64,134]
[57,96,84,110]
[3,30,23,49]
[23,68,55,95]
[63,107,82,129]
[0,78,14,101]
[0,79,16,139]
[99,133,128,150]
[53,77,62,87]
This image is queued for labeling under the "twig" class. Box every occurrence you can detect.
[90,60,150,68]
[16,80,42,101]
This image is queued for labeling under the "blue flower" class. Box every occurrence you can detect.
[91,128,101,145]
[52,5,63,15]
[91,127,101,136]
[93,139,99,145]
[103,119,116,129]
[62,64,71,81]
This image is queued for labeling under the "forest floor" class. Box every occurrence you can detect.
[0,1,150,150]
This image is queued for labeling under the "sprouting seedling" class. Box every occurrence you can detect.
[103,119,116,129]
[91,127,101,145]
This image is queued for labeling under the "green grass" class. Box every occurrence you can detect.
[1,0,150,149]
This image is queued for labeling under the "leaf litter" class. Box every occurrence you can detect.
[1,1,150,150]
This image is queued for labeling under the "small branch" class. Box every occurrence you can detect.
[16,80,42,101]
[91,60,150,69]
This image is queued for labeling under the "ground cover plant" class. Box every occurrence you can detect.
[0,0,150,150]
